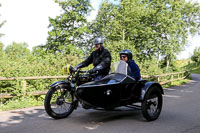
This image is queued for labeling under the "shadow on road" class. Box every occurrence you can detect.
[0,107,46,128]
[0,105,147,131]
[72,107,143,123]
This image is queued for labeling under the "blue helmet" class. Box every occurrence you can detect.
[120,49,132,60]
[93,37,104,45]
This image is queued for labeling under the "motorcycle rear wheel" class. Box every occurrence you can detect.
[44,87,76,119]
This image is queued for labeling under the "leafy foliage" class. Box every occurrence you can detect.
[191,46,200,63]
[45,0,92,54]
[90,0,200,68]
[5,42,31,60]
[0,3,6,38]
[0,42,82,96]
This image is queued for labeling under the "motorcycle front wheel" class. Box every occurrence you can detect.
[44,86,76,119]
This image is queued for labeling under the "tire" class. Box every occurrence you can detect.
[141,86,163,121]
[44,86,76,119]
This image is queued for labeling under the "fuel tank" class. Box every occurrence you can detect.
[76,73,136,109]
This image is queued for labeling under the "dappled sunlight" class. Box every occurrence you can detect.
[0,106,46,128]
[84,122,103,130]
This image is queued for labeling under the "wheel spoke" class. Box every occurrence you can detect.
[147,97,159,116]
[45,86,76,119]
[141,87,163,121]
[50,88,73,114]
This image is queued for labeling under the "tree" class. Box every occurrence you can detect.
[91,0,200,70]
[0,3,6,54]
[89,1,119,39]
[5,42,31,60]
[0,4,6,38]
[45,0,92,54]
[191,46,200,63]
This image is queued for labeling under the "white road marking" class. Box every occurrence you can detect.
[164,95,181,98]
[180,90,193,93]
[164,88,175,91]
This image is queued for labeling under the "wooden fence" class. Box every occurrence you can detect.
[0,71,190,99]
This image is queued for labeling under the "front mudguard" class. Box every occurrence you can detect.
[50,81,72,91]
[140,81,164,101]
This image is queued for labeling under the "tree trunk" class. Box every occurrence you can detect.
[156,52,160,69]
[166,55,170,71]
[122,28,125,41]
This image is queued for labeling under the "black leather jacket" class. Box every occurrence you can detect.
[77,46,111,75]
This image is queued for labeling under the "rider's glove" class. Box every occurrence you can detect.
[88,69,96,74]
[73,66,79,71]
[74,63,84,71]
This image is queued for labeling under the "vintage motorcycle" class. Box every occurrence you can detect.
[44,61,164,121]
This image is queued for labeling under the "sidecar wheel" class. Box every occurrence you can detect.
[44,87,76,119]
[141,86,163,121]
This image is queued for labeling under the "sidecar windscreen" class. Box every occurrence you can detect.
[79,61,135,87]
[110,60,128,75]
[110,60,133,77]
[80,73,126,86]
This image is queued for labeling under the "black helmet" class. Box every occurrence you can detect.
[93,37,104,45]
[120,49,132,60]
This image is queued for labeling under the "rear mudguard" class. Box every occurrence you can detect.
[50,81,72,91]
[140,81,164,101]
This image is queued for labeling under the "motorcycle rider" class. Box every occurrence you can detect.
[74,37,111,81]
[120,49,141,81]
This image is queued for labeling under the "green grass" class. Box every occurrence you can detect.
[191,67,200,74]
[176,58,200,73]
[162,79,190,88]
[0,96,44,111]
[163,59,192,88]
[176,59,191,68]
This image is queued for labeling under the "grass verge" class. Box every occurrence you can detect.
[191,67,200,74]
[0,96,45,111]
[162,79,190,88]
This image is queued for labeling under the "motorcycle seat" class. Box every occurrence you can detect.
[137,78,147,85]
[138,78,147,82]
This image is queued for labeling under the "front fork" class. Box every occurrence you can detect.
[70,83,79,109]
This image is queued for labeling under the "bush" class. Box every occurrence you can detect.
[191,47,200,63]
[0,43,83,103]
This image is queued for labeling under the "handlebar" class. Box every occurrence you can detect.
[77,69,98,75]
[79,70,88,73]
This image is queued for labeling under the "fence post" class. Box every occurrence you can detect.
[157,76,160,83]
[171,74,174,85]
[21,80,27,96]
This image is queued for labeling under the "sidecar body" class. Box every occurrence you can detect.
[76,61,163,110]
[76,73,136,109]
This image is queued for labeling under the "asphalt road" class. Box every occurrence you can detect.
[1,73,200,133]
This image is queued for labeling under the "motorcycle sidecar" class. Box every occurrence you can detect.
[76,73,136,109]
[76,61,164,121]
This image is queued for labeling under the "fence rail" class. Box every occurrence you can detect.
[0,71,190,99]
[0,76,69,81]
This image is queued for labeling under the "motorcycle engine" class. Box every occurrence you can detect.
[77,74,92,86]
